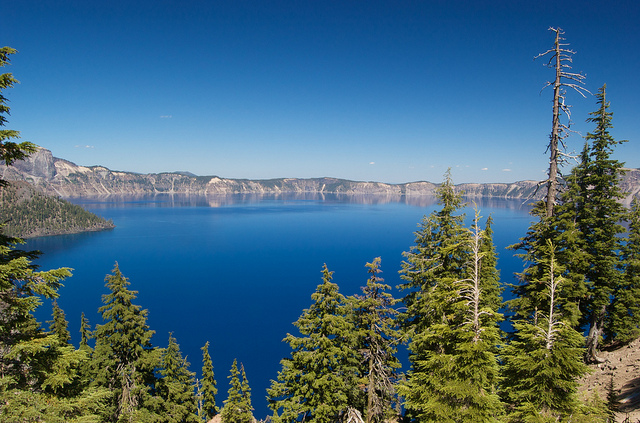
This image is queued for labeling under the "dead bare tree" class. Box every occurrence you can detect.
[535,27,589,217]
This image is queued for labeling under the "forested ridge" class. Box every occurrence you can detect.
[2,30,640,423]
[0,180,115,238]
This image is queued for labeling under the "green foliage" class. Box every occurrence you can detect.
[91,263,162,422]
[221,359,253,423]
[0,46,36,186]
[0,181,114,238]
[398,174,505,422]
[48,300,71,345]
[158,333,199,423]
[348,257,402,423]
[0,225,110,421]
[80,311,92,350]
[268,264,360,423]
[556,85,627,359]
[609,197,640,343]
[502,241,589,421]
[198,341,218,421]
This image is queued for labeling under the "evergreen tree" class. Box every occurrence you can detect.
[0,46,37,186]
[91,263,162,422]
[502,241,588,421]
[268,264,360,423]
[348,257,401,423]
[575,85,627,360]
[76,311,94,390]
[0,225,108,421]
[80,311,92,350]
[220,359,253,423]
[48,300,71,344]
[158,333,198,423]
[198,341,218,421]
[240,363,253,419]
[398,205,504,422]
[399,169,468,336]
[609,197,640,344]
[508,199,588,331]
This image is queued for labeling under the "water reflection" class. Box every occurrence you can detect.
[66,193,534,211]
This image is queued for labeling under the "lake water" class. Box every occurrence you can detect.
[26,193,533,419]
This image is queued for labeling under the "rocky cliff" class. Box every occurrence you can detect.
[3,147,639,202]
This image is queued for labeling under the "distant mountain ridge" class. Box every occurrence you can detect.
[2,147,640,202]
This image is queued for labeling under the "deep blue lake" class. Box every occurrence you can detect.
[26,193,533,419]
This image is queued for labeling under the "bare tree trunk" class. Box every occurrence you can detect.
[585,306,607,363]
[546,29,562,218]
[536,27,588,217]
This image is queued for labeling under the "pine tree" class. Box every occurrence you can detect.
[158,333,198,423]
[348,257,401,423]
[91,262,162,422]
[220,359,253,423]
[502,240,588,421]
[48,300,71,344]
[268,264,360,423]
[609,197,640,344]
[198,341,218,421]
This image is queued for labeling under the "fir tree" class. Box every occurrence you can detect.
[198,341,218,421]
[0,225,108,421]
[158,333,199,423]
[508,199,588,330]
[80,311,92,350]
[576,85,627,360]
[240,363,253,419]
[91,263,162,422]
[348,257,401,423]
[609,197,640,344]
[502,241,588,421]
[48,300,71,344]
[220,359,253,423]
[399,169,468,337]
[268,264,360,423]
[399,206,504,422]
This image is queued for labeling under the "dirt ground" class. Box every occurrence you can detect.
[579,337,640,422]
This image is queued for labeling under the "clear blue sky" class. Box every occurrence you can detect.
[3,0,639,184]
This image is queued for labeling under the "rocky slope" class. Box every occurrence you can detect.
[0,147,535,199]
[579,337,640,422]
[2,147,639,203]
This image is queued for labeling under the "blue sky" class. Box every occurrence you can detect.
[3,0,639,184]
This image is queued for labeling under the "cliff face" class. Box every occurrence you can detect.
[4,147,638,202]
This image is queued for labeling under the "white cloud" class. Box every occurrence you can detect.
[160,115,173,119]
[481,167,488,171]
[502,168,512,172]
[369,161,375,165]
[75,145,95,149]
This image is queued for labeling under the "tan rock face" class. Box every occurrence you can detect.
[5,147,639,202]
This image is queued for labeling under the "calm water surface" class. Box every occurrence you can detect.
[27,193,533,418]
